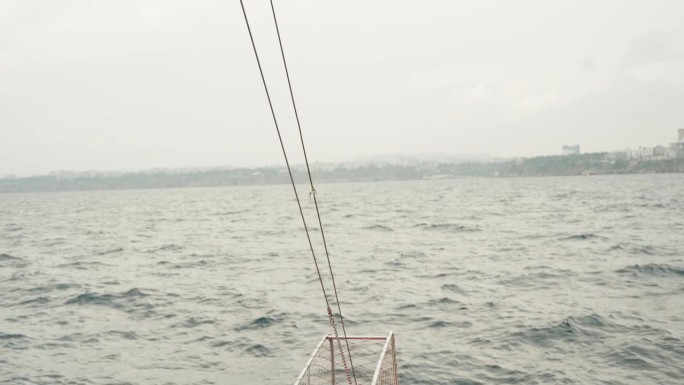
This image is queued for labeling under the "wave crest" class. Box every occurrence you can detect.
[617,264,684,277]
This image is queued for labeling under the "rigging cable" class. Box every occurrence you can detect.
[268,1,358,384]
[238,1,357,384]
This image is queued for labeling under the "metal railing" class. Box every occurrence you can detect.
[293,332,398,385]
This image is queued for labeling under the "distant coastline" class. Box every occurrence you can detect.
[1,153,683,193]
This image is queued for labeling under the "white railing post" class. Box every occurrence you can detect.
[330,337,335,385]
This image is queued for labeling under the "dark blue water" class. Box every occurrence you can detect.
[1,175,683,384]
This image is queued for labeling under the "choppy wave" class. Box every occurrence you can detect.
[509,314,612,347]
[1,175,683,385]
[95,247,123,256]
[413,222,481,232]
[0,253,21,262]
[245,344,272,357]
[616,264,684,277]
[362,224,394,232]
[28,283,80,293]
[0,332,27,340]
[560,233,607,241]
[176,316,217,329]
[64,288,150,311]
[234,314,287,331]
[147,244,185,253]
[4,223,23,232]
[609,243,670,255]
[441,283,466,293]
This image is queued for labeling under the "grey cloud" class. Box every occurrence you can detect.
[1,0,683,175]
[623,28,683,68]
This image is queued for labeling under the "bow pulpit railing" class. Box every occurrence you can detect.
[293,332,398,385]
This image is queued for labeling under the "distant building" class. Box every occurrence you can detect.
[562,145,580,155]
[49,170,76,180]
[637,146,654,158]
[671,129,684,158]
[653,145,668,158]
[606,151,628,161]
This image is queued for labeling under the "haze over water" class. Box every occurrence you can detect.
[1,174,683,384]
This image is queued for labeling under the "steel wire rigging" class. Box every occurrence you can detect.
[238,1,357,384]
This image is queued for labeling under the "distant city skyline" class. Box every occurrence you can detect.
[1,1,683,176]
[2,127,682,178]
[4,128,683,178]
[2,127,684,177]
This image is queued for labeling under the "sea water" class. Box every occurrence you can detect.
[1,174,683,384]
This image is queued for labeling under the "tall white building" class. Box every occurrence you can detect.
[562,145,580,155]
[673,129,684,158]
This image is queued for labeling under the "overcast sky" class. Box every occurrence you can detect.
[1,0,683,176]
